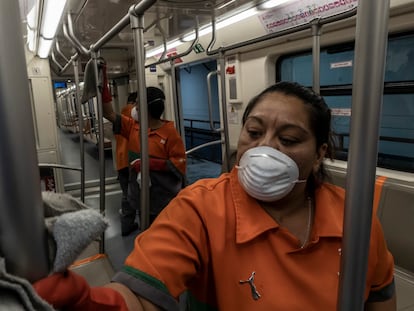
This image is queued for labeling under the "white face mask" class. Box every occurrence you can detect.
[236,146,306,202]
[131,107,139,122]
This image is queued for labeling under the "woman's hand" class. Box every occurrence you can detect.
[33,270,128,311]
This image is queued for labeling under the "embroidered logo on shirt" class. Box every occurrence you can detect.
[239,271,261,300]
[160,139,166,144]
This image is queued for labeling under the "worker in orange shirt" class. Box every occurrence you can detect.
[114,92,137,218]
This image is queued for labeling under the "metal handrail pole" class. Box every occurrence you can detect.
[63,23,85,55]
[0,0,49,282]
[311,20,322,94]
[338,0,390,310]
[59,52,79,74]
[90,0,156,53]
[218,52,232,172]
[73,59,86,202]
[146,16,200,67]
[91,14,130,52]
[55,40,70,63]
[169,59,186,144]
[66,13,89,55]
[206,14,217,55]
[207,8,357,56]
[206,70,222,132]
[185,140,224,155]
[155,12,168,62]
[130,9,151,230]
[51,51,64,70]
[38,163,82,171]
[91,51,106,253]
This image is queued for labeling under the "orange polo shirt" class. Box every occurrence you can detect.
[115,114,186,176]
[112,168,394,310]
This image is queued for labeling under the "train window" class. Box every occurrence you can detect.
[277,33,414,173]
[280,47,355,87]
[385,33,414,82]
[280,54,313,86]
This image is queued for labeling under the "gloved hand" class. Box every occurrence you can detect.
[130,158,141,173]
[102,63,112,104]
[33,270,128,311]
[130,158,168,173]
[149,158,168,171]
[41,192,108,273]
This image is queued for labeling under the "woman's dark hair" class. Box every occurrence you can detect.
[242,81,335,187]
[146,87,165,119]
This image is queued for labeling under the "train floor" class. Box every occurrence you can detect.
[56,127,222,274]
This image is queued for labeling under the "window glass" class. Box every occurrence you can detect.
[385,34,414,82]
[277,33,414,172]
[280,54,312,86]
[380,94,414,158]
[280,49,354,86]
[320,49,354,85]
[324,95,352,150]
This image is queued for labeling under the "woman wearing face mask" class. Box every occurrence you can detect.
[34,81,395,311]
[102,81,186,236]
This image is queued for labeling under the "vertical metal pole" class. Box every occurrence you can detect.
[207,71,219,131]
[218,51,232,172]
[130,10,150,230]
[73,58,86,202]
[91,51,106,253]
[311,21,321,94]
[0,0,49,281]
[337,0,390,310]
[170,59,186,147]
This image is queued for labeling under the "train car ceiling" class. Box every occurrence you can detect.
[18,0,299,79]
[19,0,414,79]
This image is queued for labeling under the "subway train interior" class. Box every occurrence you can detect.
[1,0,414,309]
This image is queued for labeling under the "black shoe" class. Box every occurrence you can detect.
[121,223,139,236]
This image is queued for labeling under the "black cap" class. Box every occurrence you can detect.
[127,92,137,103]
[147,87,165,104]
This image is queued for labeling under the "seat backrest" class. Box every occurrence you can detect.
[376,179,414,273]
[327,164,414,273]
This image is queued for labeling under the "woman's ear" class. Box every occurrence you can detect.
[313,143,328,174]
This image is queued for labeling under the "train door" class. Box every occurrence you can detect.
[176,59,223,184]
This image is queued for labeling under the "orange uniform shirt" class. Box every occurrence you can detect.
[115,114,186,176]
[114,104,134,171]
[112,168,394,310]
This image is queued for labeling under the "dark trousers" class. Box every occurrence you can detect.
[123,169,183,230]
[119,167,137,232]
[118,167,129,203]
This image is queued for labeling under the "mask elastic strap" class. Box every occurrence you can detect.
[295,179,307,184]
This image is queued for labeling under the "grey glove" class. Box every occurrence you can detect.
[42,192,108,273]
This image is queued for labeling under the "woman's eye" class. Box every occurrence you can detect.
[280,137,298,146]
[247,130,262,139]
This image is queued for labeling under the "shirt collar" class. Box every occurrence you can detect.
[148,120,173,140]
[230,168,279,244]
[230,169,344,244]
[313,183,344,238]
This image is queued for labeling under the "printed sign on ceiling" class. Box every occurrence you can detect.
[258,0,358,34]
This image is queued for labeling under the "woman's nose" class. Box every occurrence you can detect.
[257,136,280,150]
